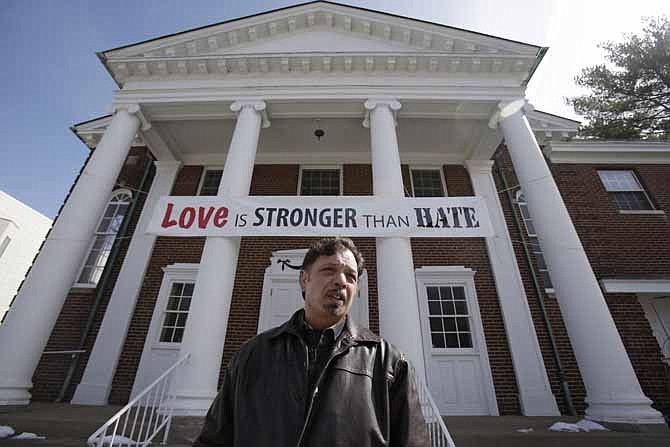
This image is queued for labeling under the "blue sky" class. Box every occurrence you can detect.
[1,0,668,218]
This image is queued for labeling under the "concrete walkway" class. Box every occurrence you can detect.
[1,403,670,446]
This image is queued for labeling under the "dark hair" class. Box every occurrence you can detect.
[302,237,365,277]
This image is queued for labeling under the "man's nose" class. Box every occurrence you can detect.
[333,271,347,286]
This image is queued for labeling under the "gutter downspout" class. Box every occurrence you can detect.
[56,153,155,402]
[493,150,577,416]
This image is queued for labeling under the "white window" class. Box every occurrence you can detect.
[426,284,473,348]
[598,170,654,211]
[77,189,132,285]
[410,168,446,197]
[158,281,194,343]
[516,191,553,290]
[198,168,224,196]
[298,167,342,195]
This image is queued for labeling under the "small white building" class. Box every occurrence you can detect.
[0,191,52,321]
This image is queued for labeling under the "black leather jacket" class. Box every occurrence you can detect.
[194,310,429,447]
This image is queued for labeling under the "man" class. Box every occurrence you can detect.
[194,237,428,447]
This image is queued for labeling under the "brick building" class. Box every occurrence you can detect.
[0,1,668,428]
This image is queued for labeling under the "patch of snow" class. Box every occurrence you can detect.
[515,428,533,433]
[11,432,47,440]
[0,425,16,439]
[548,419,610,432]
[89,434,138,446]
[576,419,609,431]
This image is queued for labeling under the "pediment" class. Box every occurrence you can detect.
[102,1,543,83]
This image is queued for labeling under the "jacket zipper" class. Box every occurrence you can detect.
[296,339,353,447]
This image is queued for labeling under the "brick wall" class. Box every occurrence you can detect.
[495,145,670,413]
[32,147,153,401]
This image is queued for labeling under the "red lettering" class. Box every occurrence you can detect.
[179,207,196,228]
[213,207,229,227]
[198,207,215,229]
[161,203,178,228]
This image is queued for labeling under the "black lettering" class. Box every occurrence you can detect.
[333,208,343,228]
[451,207,463,228]
[386,215,397,227]
[362,214,373,227]
[238,213,247,227]
[253,208,264,226]
[345,208,357,228]
[265,208,277,226]
[414,208,434,228]
[277,208,289,227]
[305,208,317,227]
[290,208,303,226]
[436,208,451,228]
[373,215,385,228]
[398,215,410,227]
[319,208,332,227]
[463,207,480,228]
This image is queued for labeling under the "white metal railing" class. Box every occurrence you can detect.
[417,379,456,447]
[87,354,190,447]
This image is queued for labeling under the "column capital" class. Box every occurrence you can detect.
[464,159,494,174]
[230,100,270,128]
[488,98,535,129]
[106,103,151,131]
[363,98,401,128]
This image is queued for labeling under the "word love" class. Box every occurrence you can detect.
[161,203,229,229]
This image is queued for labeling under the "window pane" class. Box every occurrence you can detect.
[167,297,180,311]
[441,301,456,315]
[165,313,177,326]
[179,297,192,311]
[456,317,470,332]
[459,333,473,348]
[177,313,188,327]
[411,169,445,197]
[611,191,653,211]
[426,286,439,300]
[160,328,173,343]
[300,169,341,195]
[431,333,445,348]
[183,283,195,296]
[443,317,456,331]
[452,287,465,300]
[173,328,184,343]
[429,317,443,332]
[598,170,641,191]
[439,287,453,301]
[454,301,468,315]
[428,301,441,316]
[445,333,459,348]
[199,170,223,196]
[171,283,184,296]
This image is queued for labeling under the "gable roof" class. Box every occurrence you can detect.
[100,1,546,86]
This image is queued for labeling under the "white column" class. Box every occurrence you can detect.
[0,105,142,405]
[171,100,268,415]
[491,99,664,424]
[465,159,559,416]
[72,160,182,405]
[363,99,426,382]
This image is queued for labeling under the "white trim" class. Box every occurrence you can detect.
[196,166,225,195]
[297,164,343,196]
[408,165,448,197]
[601,279,670,294]
[546,141,670,165]
[415,265,499,416]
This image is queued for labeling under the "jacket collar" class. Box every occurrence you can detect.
[270,309,381,344]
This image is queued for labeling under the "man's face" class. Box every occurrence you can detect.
[300,248,359,329]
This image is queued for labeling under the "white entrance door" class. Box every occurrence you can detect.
[132,263,198,399]
[415,266,498,416]
[258,249,369,333]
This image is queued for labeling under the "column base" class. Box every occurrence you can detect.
[71,382,110,405]
[170,389,217,417]
[586,399,667,425]
[0,382,31,406]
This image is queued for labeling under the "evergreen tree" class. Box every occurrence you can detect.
[567,17,670,140]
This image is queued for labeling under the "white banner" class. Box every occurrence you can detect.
[146,196,493,238]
